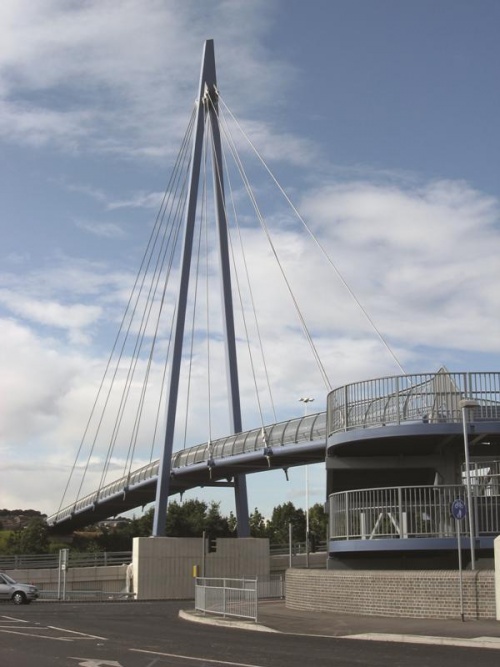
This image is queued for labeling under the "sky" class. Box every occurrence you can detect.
[1,0,499,523]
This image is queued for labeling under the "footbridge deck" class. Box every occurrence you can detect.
[48,411,327,532]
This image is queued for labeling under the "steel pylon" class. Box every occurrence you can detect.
[152,40,250,537]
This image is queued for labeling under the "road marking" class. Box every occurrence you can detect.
[0,618,107,642]
[69,659,123,667]
[1,615,29,622]
[0,628,72,641]
[48,625,107,640]
[69,656,122,667]
[0,626,45,630]
[132,648,266,667]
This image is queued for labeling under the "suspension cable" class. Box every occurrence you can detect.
[60,108,196,506]
[217,92,406,376]
[207,96,277,426]
[216,103,332,391]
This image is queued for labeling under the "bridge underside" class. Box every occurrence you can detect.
[49,440,326,534]
[327,421,500,495]
[327,419,500,569]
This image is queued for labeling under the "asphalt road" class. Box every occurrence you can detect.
[1,601,499,667]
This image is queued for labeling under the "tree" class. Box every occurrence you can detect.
[166,499,207,536]
[227,511,238,534]
[6,517,50,554]
[249,508,268,537]
[204,501,231,538]
[267,502,306,544]
[308,503,328,551]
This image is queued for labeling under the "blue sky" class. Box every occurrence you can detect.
[1,0,499,520]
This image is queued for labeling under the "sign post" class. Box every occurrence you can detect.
[451,499,467,621]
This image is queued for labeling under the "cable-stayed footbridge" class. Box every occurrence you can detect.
[48,411,326,533]
[47,40,402,537]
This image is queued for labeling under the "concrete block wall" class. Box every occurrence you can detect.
[132,537,269,600]
[286,569,496,620]
[6,564,128,594]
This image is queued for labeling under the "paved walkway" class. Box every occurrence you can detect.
[181,599,500,650]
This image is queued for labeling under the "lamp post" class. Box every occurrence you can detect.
[459,398,479,571]
[299,397,314,567]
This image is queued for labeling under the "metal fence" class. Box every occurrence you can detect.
[0,551,132,571]
[38,589,132,602]
[194,575,284,622]
[195,578,258,621]
[327,371,500,434]
[329,484,500,540]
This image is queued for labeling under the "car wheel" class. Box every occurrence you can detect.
[12,591,27,605]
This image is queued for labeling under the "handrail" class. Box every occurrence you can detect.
[329,483,500,541]
[47,411,326,526]
[327,370,500,433]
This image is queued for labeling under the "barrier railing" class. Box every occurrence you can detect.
[195,577,258,621]
[0,550,132,571]
[194,575,284,621]
[329,484,500,541]
[327,371,500,434]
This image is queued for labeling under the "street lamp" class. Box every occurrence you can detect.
[299,397,314,567]
[459,398,479,570]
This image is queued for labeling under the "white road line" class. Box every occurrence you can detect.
[47,625,107,640]
[0,628,72,641]
[131,649,266,667]
[0,626,45,630]
[1,615,30,623]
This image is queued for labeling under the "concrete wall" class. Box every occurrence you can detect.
[286,569,496,620]
[132,537,269,600]
[6,564,128,595]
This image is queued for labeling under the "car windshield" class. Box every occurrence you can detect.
[1,573,17,584]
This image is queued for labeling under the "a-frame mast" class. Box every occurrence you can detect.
[152,40,250,537]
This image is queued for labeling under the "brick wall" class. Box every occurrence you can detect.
[286,569,496,619]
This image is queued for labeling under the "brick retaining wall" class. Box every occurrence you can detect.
[286,569,496,619]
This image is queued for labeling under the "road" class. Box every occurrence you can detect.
[1,601,499,667]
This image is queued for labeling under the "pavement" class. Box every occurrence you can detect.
[180,599,500,650]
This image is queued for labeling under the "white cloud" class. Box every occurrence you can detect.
[0,0,294,161]
[74,219,127,239]
[298,179,500,359]
[1,1,499,521]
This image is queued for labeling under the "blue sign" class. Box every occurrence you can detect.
[451,498,467,520]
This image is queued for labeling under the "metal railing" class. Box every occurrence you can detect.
[194,575,284,622]
[327,371,500,434]
[0,551,131,571]
[195,577,258,621]
[329,484,500,541]
[48,411,326,526]
[38,589,132,602]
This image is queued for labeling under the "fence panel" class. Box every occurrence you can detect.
[195,578,258,621]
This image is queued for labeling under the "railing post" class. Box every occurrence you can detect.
[345,493,350,539]
[398,487,403,538]
[396,376,400,425]
[360,513,366,540]
[344,385,348,431]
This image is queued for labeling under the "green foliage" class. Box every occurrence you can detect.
[308,502,328,550]
[0,500,324,554]
[249,507,268,537]
[0,531,13,553]
[6,517,50,554]
[227,511,237,534]
[166,499,231,538]
[268,502,305,544]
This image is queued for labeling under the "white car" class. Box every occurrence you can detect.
[0,572,39,604]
